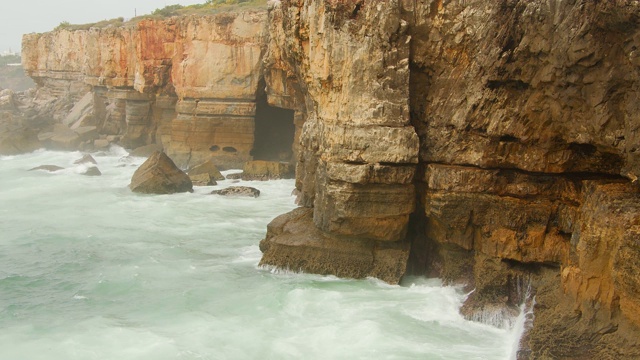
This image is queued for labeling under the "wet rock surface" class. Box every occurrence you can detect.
[259,207,410,284]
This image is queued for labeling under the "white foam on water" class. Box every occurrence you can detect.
[0,149,529,359]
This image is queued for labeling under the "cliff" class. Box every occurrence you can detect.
[259,0,640,357]
[16,0,640,358]
[21,9,272,169]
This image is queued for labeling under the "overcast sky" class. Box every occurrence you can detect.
[0,0,205,53]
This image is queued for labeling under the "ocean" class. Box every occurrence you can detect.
[0,147,524,359]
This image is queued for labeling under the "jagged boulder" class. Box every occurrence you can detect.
[241,160,294,181]
[129,151,192,194]
[211,186,260,198]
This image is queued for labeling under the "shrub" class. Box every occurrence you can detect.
[152,4,184,17]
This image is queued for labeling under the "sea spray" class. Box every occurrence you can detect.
[507,280,536,360]
[461,276,536,359]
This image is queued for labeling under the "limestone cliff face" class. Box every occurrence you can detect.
[259,0,640,358]
[22,10,267,168]
[259,0,418,283]
[407,1,640,357]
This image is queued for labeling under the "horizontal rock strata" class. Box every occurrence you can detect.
[18,0,640,357]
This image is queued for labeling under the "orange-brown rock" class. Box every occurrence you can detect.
[21,9,270,169]
[129,151,192,194]
[406,1,640,357]
[259,207,410,284]
[259,0,640,358]
[259,0,418,280]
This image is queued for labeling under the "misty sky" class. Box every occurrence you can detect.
[0,0,205,53]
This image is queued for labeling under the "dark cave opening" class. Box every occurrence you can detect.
[251,81,295,162]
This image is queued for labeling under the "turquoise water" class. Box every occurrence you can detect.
[0,148,520,359]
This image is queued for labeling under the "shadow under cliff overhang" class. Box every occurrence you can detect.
[251,78,295,163]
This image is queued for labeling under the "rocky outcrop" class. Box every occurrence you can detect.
[258,0,418,283]
[167,12,266,169]
[259,207,410,283]
[404,1,640,357]
[129,151,192,194]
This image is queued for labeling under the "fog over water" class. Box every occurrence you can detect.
[0,148,524,359]
[0,0,203,53]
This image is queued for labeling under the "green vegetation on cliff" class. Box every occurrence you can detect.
[148,0,267,17]
[53,0,267,32]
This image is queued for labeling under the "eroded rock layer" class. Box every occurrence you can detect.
[259,0,418,282]
[405,0,640,357]
[260,0,640,358]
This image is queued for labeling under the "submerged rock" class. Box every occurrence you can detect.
[29,165,64,172]
[211,186,260,198]
[129,151,192,194]
[241,161,294,181]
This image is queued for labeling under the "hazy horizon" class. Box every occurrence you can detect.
[0,0,204,54]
